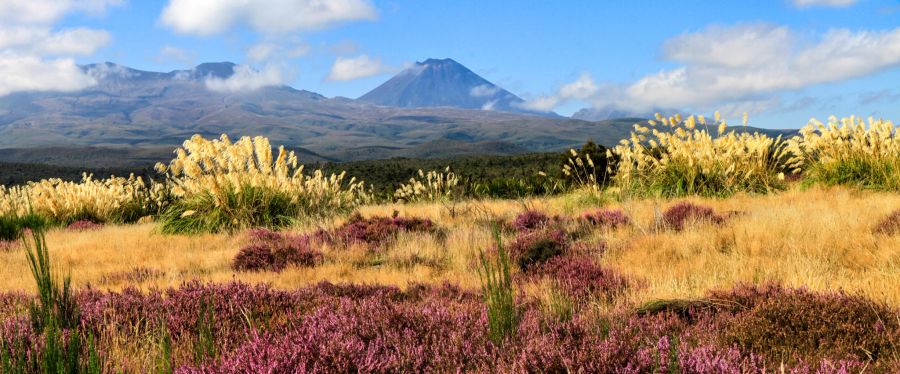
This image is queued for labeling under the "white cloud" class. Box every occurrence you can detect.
[523,73,598,111]
[470,84,499,98]
[204,64,284,93]
[160,0,377,36]
[327,54,390,81]
[539,23,900,115]
[0,27,110,55]
[85,62,137,80]
[0,0,120,96]
[792,0,858,8]
[156,45,196,65]
[0,53,97,96]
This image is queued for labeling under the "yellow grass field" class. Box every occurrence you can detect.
[2,185,899,308]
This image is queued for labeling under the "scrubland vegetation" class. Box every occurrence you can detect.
[1,114,899,372]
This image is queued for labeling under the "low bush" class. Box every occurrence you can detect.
[582,209,630,229]
[66,220,103,232]
[509,229,569,272]
[874,209,900,235]
[526,255,629,301]
[469,175,564,199]
[511,210,550,232]
[662,201,724,231]
[318,214,435,251]
[710,283,900,364]
[232,229,323,272]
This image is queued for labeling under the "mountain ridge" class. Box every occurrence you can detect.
[0,59,795,164]
[358,58,549,116]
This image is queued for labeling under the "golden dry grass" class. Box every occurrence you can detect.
[1,186,898,307]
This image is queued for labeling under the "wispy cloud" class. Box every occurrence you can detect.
[535,23,900,115]
[469,84,499,98]
[205,64,285,93]
[327,54,392,81]
[523,73,598,112]
[160,0,377,36]
[791,0,858,8]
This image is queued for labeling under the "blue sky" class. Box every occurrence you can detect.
[3,0,900,128]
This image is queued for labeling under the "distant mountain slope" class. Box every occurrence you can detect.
[0,61,633,158]
[0,60,797,166]
[358,58,544,115]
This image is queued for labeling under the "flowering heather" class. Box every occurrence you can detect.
[582,208,630,229]
[233,229,322,272]
[0,240,17,252]
[0,281,895,371]
[66,219,104,231]
[525,255,629,301]
[512,210,550,232]
[508,229,569,271]
[874,209,900,235]
[582,208,631,229]
[709,283,900,364]
[662,201,725,231]
[317,214,435,250]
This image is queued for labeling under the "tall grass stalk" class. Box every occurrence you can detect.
[477,229,518,345]
[6,227,101,373]
[394,167,460,203]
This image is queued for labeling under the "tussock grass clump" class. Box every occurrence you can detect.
[787,115,900,190]
[612,112,787,197]
[875,209,900,235]
[156,135,370,234]
[0,174,161,225]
